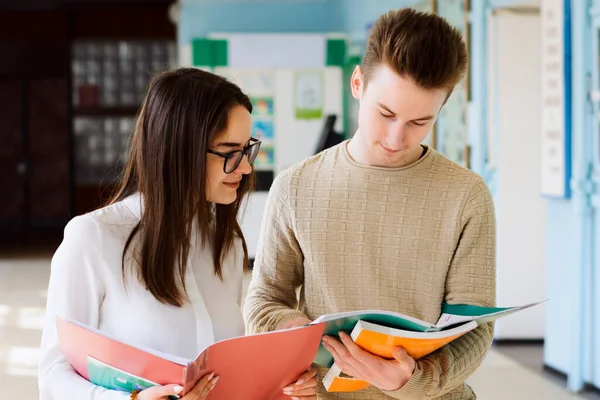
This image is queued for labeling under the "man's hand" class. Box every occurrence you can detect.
[280,316,312,329]
[321,332,416,391]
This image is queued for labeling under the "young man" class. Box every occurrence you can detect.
[244,8,496,400]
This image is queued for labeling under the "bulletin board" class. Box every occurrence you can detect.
[215,67,343,176]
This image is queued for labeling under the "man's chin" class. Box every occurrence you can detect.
[374,147,419,168]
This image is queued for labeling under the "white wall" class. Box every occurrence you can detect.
[487,10,548,339]
[203,34,344,260]
[225,66,344,259]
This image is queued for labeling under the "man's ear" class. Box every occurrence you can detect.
[351,65,364,100]
[441,90,453,107]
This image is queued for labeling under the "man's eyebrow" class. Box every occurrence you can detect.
[412,115,435,122]
[377,102,434,121]
[377,102,395,115]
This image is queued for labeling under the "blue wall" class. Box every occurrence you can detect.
[339,0,415,42]
[543,201,576,373]
[179,0,416,46]
[546,0,595,392]
[178,0,343,45]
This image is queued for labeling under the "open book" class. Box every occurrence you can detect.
[311,300,546,392]
[57,300,544,397]
[56,317,325,399]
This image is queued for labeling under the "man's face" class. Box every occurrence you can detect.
[351,64,448,168]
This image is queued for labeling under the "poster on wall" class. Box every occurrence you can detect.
[294,70,323,120]
[249,94,275,170]
[252,120,274,141]
[215,69,275,96]
[254,146,275,170]
[540,0,571,198]
[251,97,274,118]
[214,68,278,172]
[250,95,275,169]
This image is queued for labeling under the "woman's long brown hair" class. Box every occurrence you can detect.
[108,68,254,307]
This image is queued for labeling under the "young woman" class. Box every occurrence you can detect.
[38,68,317,400]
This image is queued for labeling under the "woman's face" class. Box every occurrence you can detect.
[205,105,253,205]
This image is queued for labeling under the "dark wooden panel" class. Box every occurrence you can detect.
[0,42,21,76]
[0,41,70,77]
[27,78,71,223]
[0,11,68,40]
[0,3,173,245]
[0,0,173,12]
[0,10,69,76]
[75,182,116,215]
[73,106,139,117]
[0,79,25,227]
[72,6,175,39]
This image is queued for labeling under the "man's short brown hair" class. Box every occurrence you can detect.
[362,8,467,92]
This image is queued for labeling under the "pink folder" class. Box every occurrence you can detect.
[57,317,325,399]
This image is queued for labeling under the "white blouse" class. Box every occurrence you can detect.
[38,193,246,399]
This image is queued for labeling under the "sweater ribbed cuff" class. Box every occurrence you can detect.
[274,310,310,330]
[381,361,431,400]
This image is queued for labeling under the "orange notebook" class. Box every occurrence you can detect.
[315,300,546,392]
[322,320,477,392]
[56,317,325,399]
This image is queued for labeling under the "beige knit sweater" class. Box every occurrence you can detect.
[244,141,496,399]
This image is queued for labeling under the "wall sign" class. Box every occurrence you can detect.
[540,0,571,198]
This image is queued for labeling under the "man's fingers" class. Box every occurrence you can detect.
[322,339,343,360]
[338,332,376,365]
[323,341,361,378]
[393,346,410,361]
[324,335,368,374]
[323,336,352,359]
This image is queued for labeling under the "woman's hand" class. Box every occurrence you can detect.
[137,372,218,400]
[282,367,318,399]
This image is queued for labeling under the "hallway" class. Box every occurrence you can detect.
[1,256,597,400]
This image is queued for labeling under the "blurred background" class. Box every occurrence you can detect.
[0,0,598,399]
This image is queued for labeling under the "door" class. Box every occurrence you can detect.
[589,10,600,390]
[0,78,26,235]
[0,11,71,245]
[27,78,70,230]
[486,9,547,339]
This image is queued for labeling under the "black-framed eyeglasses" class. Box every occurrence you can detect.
[207,137,262,174]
